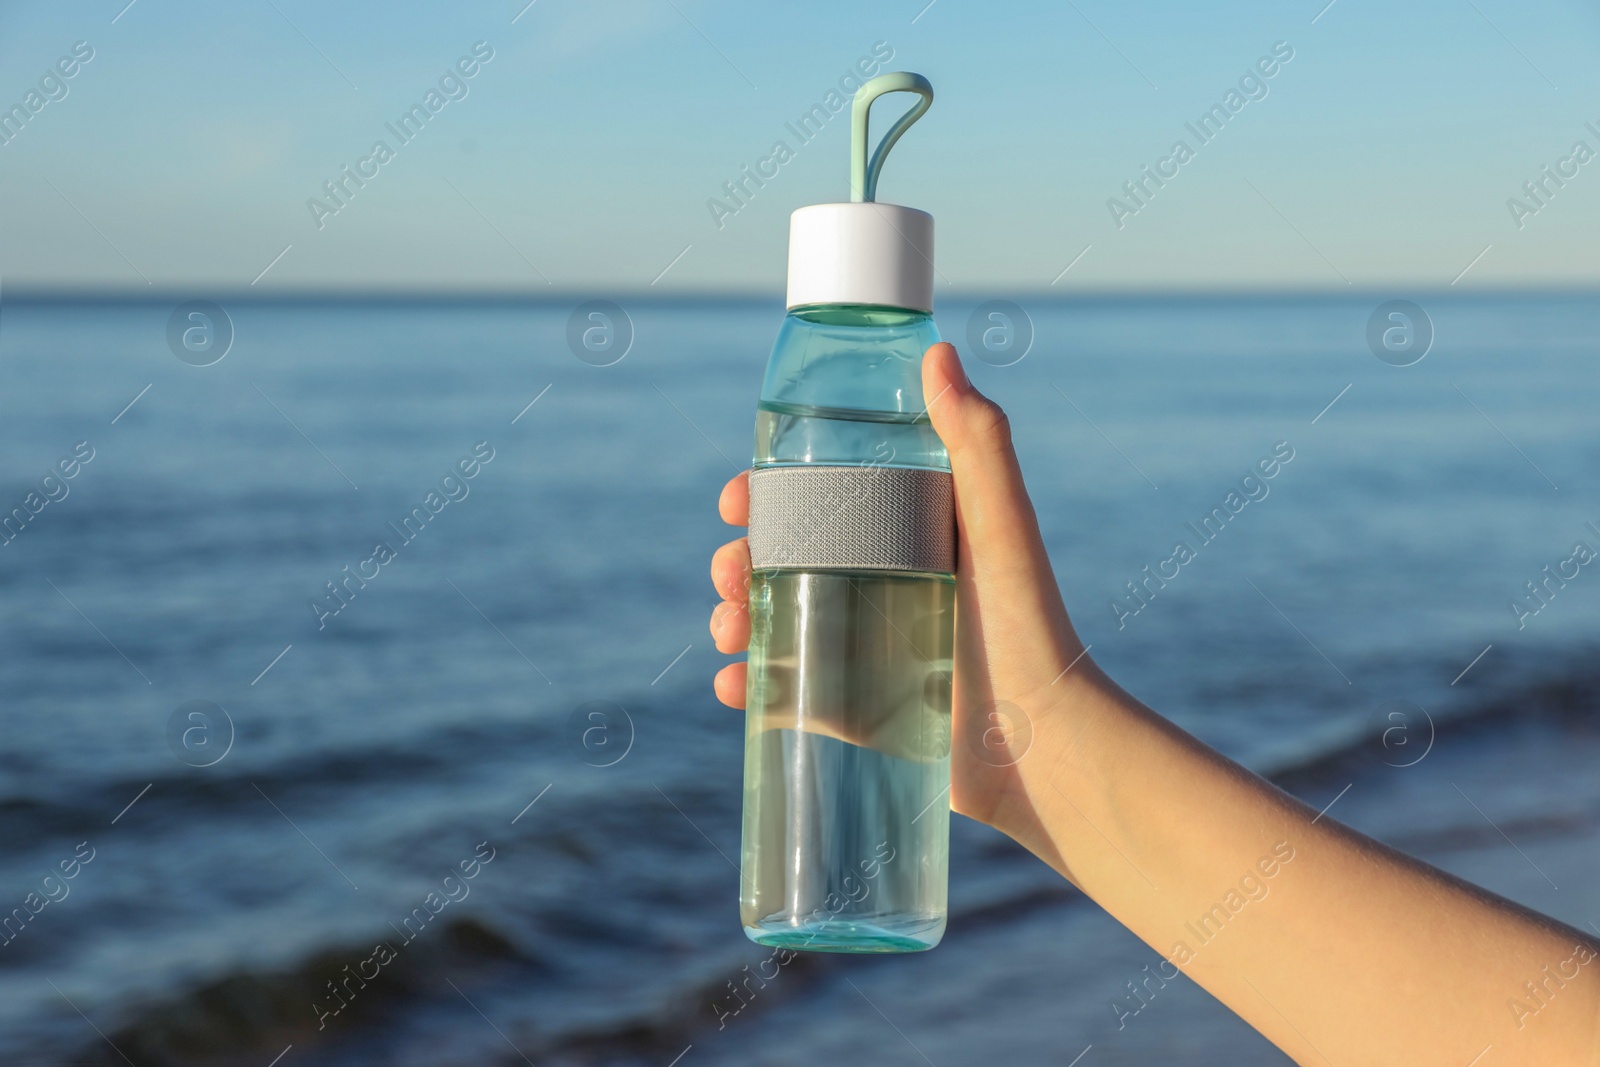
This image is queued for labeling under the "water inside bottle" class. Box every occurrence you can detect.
[741,402,953,952]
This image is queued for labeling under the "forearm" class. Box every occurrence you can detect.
[751,344,1600,1062]
[1002,665,1600,1065]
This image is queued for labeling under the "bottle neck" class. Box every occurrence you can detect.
[788,304,931,328]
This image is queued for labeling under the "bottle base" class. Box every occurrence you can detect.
[743,915,944,954]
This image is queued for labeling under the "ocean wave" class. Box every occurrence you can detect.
[73,918,532,1067]
[1267,642,1600,791]
[56,643,1600,1066]
[0,718,556,854]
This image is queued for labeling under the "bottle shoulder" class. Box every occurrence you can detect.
[756,306,947,470]
[760,306,942,419]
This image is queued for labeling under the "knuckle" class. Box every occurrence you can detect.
[967,397,1013,452]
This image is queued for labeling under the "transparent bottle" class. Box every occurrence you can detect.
[738,71,952,953]
[739,304,952,953]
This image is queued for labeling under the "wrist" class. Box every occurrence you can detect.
[965,648,1124,860]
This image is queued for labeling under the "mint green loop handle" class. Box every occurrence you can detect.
[850,72,934,203]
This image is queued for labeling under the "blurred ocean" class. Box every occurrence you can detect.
[1,294,1598,1066]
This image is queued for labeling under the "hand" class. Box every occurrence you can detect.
[710,343,1600,1066]
[709,342,1095,850]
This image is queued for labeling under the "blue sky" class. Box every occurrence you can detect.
[1,0,1597,292]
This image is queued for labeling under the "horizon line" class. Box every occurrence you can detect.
[2,283,1597,304]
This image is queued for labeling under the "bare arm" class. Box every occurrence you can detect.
[710,342,1600,1066]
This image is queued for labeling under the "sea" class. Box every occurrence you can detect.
[1,293,1597,1065]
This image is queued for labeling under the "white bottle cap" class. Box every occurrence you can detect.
[785,202,935,313]
[783,72,937,314]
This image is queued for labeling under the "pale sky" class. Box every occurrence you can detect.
[1,0,1597,292]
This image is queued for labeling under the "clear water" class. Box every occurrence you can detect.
[741,304,954,953]
[754,401,946,470]
[740,569,953,952]
[757,304,943,425]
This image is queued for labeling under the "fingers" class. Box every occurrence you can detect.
[710,537,751,603]
[922,343,1047,570]
[713,662,747,708]
[922,342,1075,638]
[710,536,752,652]
[713,481,753,701]
[719,470,750,527]
[710,599,750,654]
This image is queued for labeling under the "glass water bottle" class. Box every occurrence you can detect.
[738,72,953,953]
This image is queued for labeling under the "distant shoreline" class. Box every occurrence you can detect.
[5,288,1600,306]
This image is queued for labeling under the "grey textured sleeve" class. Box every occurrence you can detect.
[746,464,955,575]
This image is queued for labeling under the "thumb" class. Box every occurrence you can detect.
[923,342,1050,583]
[922,342,1075,646]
